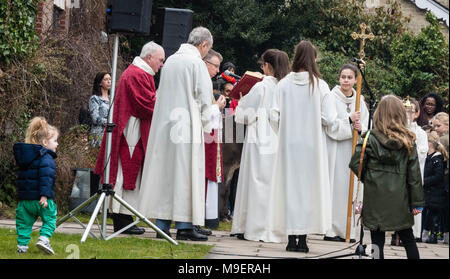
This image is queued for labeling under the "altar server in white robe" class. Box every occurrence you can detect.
[324,64,369,243]
[262,41,343,253]
[231,49,290,241]
[138,27,215,241]
[406,97,428,241]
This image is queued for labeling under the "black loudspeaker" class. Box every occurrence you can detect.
[106,0,153,35]
[153,8,193,58]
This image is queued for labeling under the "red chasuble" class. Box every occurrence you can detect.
[94,64,156,190]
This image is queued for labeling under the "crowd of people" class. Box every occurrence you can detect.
[12,26,448,259]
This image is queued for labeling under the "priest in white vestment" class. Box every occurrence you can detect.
[231,49,290,241]
[138,27,215,241]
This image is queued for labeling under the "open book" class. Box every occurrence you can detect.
[229,71,264,100]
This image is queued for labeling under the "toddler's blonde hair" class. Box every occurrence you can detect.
[24,117,59,145]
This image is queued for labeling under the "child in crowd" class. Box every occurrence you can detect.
[432,112,449,244]
[13,117,59,255]
[422,131,448,244]
[349,95,424,259]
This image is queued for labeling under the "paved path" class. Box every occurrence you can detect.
[1,219,448,259]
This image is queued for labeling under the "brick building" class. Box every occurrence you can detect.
[35,0,74,36]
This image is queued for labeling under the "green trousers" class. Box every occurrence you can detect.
[15,200,57,246]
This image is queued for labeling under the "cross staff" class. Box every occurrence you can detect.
[345,23,375,243]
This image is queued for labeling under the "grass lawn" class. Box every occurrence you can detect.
[0,227,212,259]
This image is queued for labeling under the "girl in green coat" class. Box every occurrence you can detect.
[349,95,425,259]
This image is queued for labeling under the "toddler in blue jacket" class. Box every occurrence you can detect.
[13,117,59,255]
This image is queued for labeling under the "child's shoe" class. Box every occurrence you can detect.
[17,245,28,254]
[36,236,54,255]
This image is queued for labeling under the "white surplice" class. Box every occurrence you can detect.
[137,44,213,226]
[324,86,369,240]
[410,122,428,238]
[231,76,279,241]
[261,72,337,243]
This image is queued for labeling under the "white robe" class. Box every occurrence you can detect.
[410,122,428,238]
[138,44,213,226]
[231,76,279,241]
[324,86,369,239]
[261,72,336,242]
[205,104,222,221]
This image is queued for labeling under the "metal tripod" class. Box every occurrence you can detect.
[56,34,177,245]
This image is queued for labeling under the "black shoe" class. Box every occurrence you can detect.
[349,239,356,243]
[286,235,297,252]
[121,225,145,235]
[296,235,309,253]
[324,236,345,242]
[156,229,172,239]
[235,233,246,240]
[194,225,212,236]
[415,237,422,243]
[176,229,208,241]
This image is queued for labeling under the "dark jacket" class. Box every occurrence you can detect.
[349,129,424,232]
[13,143,57,200]
[423,152,445,209]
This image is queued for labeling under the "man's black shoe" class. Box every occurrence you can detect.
[324,236,345,242]
[119,225,145,235]
[176,229,208,241]
[156,229,172,239]
[194,225,212,236]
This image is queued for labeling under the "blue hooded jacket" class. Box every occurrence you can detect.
[13,143,57,200]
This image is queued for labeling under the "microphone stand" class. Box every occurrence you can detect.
[56,34,177,245]
[322,60,376,259]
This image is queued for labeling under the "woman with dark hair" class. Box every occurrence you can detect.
[262,41,339,253]
[231,49,290,241]
[88,72,111,146]
[417,93,444,127]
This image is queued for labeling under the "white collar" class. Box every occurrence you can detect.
[132,56,155,76]
[175,43,202,59]
[331,86,356,104]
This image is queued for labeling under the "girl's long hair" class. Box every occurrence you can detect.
[373,95,416,154]
[291,41,321,92]
[25,117,59,145]
[260,49,290,81]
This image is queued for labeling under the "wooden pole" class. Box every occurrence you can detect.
[345,23,374,242]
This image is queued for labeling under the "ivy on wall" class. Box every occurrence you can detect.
[0,0,39,63]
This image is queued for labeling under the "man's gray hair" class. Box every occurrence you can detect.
[140,41,163,59]
[187,26,213,46]
[204,49,223,62]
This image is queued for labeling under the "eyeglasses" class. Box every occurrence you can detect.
[205,60,220,69]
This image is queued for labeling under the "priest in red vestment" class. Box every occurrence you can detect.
[94,41,165,234]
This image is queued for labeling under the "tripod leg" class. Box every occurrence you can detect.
[112,195,178,245]
[81,192,106,243]
[56,193,100,226]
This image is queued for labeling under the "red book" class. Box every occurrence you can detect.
[229,71,264,100]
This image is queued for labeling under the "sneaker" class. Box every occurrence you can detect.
[36,236,55,255]
[17,245,28,254]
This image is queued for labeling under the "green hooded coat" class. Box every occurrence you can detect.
[349,129,425,232]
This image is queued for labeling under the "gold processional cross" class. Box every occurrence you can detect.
[345,23,376,243]
[351,23,375,60]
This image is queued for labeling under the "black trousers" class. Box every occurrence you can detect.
[370,228,420,259]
